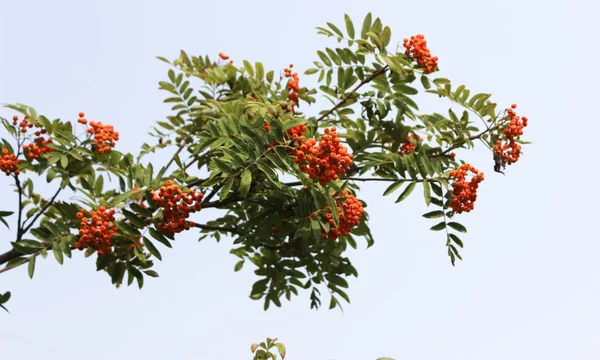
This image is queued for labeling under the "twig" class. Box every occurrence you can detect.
[192,223,246,236]
[163,141,187,173]
[316,65,389,123]
[21,186,63,234]
[14,175,23,241]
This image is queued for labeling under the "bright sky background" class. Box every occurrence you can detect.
[1,0,598,359]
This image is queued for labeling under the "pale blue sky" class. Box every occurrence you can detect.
[0,0,598,359]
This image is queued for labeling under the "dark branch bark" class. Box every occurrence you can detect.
[316,65,389,123]
[0,249,19,266]
[192,223,246,236]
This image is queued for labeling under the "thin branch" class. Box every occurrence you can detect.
[201,181,224,204]
[0,249,19,267]
[192,223,246,236]
[201,197,242,209]
[14,175,24,241]
[163,140,187,173]
[430,125,501,158]
[21,186,63,234]
[316,65,389,123]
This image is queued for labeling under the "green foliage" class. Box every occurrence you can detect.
[0,13,529,313]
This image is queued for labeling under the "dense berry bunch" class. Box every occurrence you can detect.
[23,135,55,160]
[448,163,484,214]
[403,34,438,74]
[398,134,423,155]
[493,104,528,166]
[294,127,353,185]
[322,190,364,240]
[86,118,119,154]
[284,64,300,114]
[74,206,118,256]
[0,148,22,176]
[151,180,204,237]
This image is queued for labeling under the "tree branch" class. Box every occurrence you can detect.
[316,65,389,123]
[163,140,187,173]
[430,124,500,158]
[192,223,246,236]
[21,186,63,234]
[0,249,19,267]
[14,175,24,241]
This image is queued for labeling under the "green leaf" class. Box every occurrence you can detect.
[53,245,64,265]
[243,60,254,76]
[381,26,391,47]
[422,210,444,219]
[28,256,35,279]
[448,222,467,233]
[360,13,372,39]
[130,203,153,218]
[234,260,244,272]
[276,343,287,359]
[449,233,464,248]
[149,227,172,248]
[430,221,446,231]
[344,14,355,39]
[421,75,431,89]
[122,209,147,228]
[239,169,252,197]
[317,51,332,67]
[383,180,404,196]
[143,270,159,277]
[305,68,319,75]
[395,182,416,203]
[220,177,235,201]
[327,22,344,37]
[142,237,162,261]
[423,180,431,206]
[60,155,68,168]
[255,62,265,79]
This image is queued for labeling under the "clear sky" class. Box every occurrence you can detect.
[0,0,598,359]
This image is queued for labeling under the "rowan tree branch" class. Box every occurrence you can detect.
[0,249,19,267]
[316,65,389,123]
[21,186,63,234]
[192,223,246,236]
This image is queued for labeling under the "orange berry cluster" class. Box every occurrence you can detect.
[23,135,55,160]
[493,104,528,166]
[11,115,55,161]
[322,190,364,240]
[150,180,204,237]
[294,127,353,185]
[284,64,300,114]
[84,116,119,154]
[449,163,484,214]
[398,134,424,155]
[403,34,438,74]
[13,115,34,133]
[0,148,22,176]
[286,123,307,142]
[74,206,118,256]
